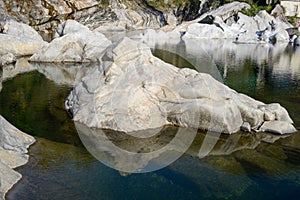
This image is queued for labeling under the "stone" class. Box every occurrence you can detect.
[30,20,112,63]
[66,38,296,134]
[0,115,35,200]
[240,122,251,132]
[3,20,44,42]
[0,34,48,56]
[54,19,90,38]
[0,53,16,66]
[183,23,233,39]
[180,3,292,43]
[259,121,297,135]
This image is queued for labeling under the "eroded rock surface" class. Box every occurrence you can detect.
[66,38,296,134]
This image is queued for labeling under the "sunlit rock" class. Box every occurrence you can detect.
[66,38,296,134]
[30,20,112,63]
[3,20,45,42]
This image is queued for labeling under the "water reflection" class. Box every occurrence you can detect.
[0,59,94,87]
[75,121,291,174]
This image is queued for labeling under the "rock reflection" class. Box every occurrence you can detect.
[75,121,290,174]
[75,122,197,173]
[151,39,300,83]
[1,58,95,86]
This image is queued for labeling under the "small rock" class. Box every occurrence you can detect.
[259,121,297,135]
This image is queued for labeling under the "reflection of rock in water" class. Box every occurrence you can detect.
[75,122,197,173]
[0,66,2,92]
[1,58,95,87]
[76,119,291,174]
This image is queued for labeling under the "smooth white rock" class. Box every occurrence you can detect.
[66,38,295,134]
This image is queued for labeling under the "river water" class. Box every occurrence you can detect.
[0,39,300,200]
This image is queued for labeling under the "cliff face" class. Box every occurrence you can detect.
[0,0,212,34]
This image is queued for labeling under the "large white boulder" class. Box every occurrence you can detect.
[0,34,48,56]
[66,38,296,134]
[0,19,47,56]
[30,20,112,63]
[3,20,45,42]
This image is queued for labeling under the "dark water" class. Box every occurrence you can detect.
[1,41,300,199]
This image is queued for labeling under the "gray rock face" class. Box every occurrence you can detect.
[30,20,112,63]
[0,0,167,34]
[66,38,296,134]
[0,115,35,200]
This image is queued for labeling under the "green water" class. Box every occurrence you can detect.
[1,41,300,200]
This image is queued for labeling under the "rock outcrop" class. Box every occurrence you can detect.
[0,0,168,34]
[0,115,35,200]
[30,20,111,63]
[66,38,296,134]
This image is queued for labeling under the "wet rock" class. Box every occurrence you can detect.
[66,38,295,134]
[0,115,35,200]
[30,20,111,63]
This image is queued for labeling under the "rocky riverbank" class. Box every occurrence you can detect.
[0,1,299,198]
[0,115,35,200]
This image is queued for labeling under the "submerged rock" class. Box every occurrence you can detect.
[30,20,112,63]
[66,38,296,134]
[0,115,35,199]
